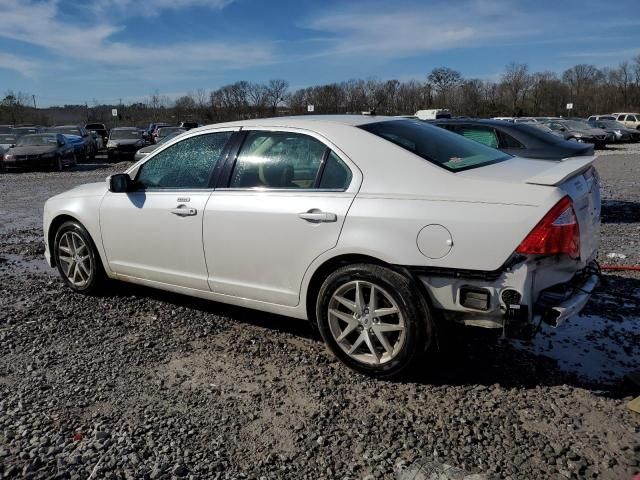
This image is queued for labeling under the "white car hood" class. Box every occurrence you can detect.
[53,182,108,200]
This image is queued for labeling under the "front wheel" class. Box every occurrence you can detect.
[315,263,432,378]
[53,221,106,294]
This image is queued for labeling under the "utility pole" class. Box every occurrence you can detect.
[32,95,37,109]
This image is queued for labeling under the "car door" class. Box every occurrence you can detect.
[100,130,235,290]
[203,129,360,307]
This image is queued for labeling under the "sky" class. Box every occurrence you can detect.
[0,0,639,107]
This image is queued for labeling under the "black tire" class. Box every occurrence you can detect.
[53,221,106,294]
[107,152,115,163]
[52,155,63,172]
[315,263,432,379]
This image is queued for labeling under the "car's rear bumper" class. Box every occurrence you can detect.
[412,258,599,339]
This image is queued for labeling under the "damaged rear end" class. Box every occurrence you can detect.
[418,156,601,338]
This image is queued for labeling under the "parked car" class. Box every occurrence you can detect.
[43,116,600,378]
[155,126,186,143]
[587,119,640,143]
[541,119,610,148]
[63,135,89,159]
[587,115,616,122]
[492,117,537,124]
[432,119,594,159]
[85,123,109,146]
[134,130,185,161]
[1,133,75,171]
[415,109,452,120]
[46,126,96,160]
[0,134,18,158]
[611,113,640,129]
[151,123,172,143]
[179,121,200,130]
[106,127,145,161]
[0,125,13,134]
[12,126,44,139]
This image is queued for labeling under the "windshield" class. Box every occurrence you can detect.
[360,119,510,172]
[599,120,626,129]
[48,127,81,136]
[0,135,17,144]
[562,120,591,130]
[17,134,58,146]
[157,131,183,145]
[157,127,184,137]
[13,128,39,137]
[111,129,141,140]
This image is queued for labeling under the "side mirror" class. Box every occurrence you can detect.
[108,173,134,193]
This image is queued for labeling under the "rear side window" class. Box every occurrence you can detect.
[319,151,352,190]
[360,120,510,172]
[457,125,499,149]
[230,131,326,189]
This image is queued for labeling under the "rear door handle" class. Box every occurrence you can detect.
[298,210,337,223]
[171,205,197,217]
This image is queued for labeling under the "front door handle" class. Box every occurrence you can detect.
[298,210,337,223]
[171,205,197,217]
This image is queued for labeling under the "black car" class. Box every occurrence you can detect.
[1,133,75,172]
[430,119,594,160]
[587,119,640,143]
[106,127,145,161]
[85,123,110,146]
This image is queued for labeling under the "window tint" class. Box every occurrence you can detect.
[319,151,352,190]
[360,120,510,172]
[230,131,327,189]
[457,126,499,149]
[498,130,524,149]
[136,132,232,189]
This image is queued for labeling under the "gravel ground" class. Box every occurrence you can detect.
[0,151,638,479]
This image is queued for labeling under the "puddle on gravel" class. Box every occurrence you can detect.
[514,313,640,384]
[0,253,55,275]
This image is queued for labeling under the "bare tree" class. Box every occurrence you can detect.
[427,67,462,107]
[501,62,532,115]
[265,79,289,113]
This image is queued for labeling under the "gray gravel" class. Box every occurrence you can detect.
[0,152,639,479]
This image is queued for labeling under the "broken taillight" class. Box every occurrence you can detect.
[516,196,580,258]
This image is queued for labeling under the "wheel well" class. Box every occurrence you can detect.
[303,253,437,326]
[47,214,79,266]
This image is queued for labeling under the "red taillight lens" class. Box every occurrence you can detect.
[516,196,580,258]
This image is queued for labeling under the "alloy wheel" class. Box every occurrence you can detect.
[57,231,92,287]
[327,280,406,365]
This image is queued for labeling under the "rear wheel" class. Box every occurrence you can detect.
[53,221,106,294]
[316,263,432,378]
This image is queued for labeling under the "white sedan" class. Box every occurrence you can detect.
[43,116,601,378]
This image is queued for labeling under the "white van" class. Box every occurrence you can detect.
[415,109,452,120]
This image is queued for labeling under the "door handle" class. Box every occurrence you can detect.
[170,205,197,217]
[298,210,337,223]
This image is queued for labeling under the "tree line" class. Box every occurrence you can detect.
[2,56,640,126]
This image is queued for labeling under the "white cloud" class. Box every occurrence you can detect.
[0,0,272,74]
[93,0,235,17]
[0,53,39,76]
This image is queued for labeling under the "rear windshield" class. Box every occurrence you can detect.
[17,134,58,146]
[111,129,141,140]
[359,119,510,172]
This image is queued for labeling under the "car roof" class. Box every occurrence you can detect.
[196,114,395,131]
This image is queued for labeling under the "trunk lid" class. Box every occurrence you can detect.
[459,155,601,263]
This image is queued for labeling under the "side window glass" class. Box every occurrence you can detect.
[136,131,232,189]
[230,131,326,189]
[319,151,352,190]
[498,131,524,149]
[458,126,499,149]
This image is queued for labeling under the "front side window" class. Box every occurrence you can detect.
[360,120,510,172]
[136,132,232,189]
[229,131,327,189]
